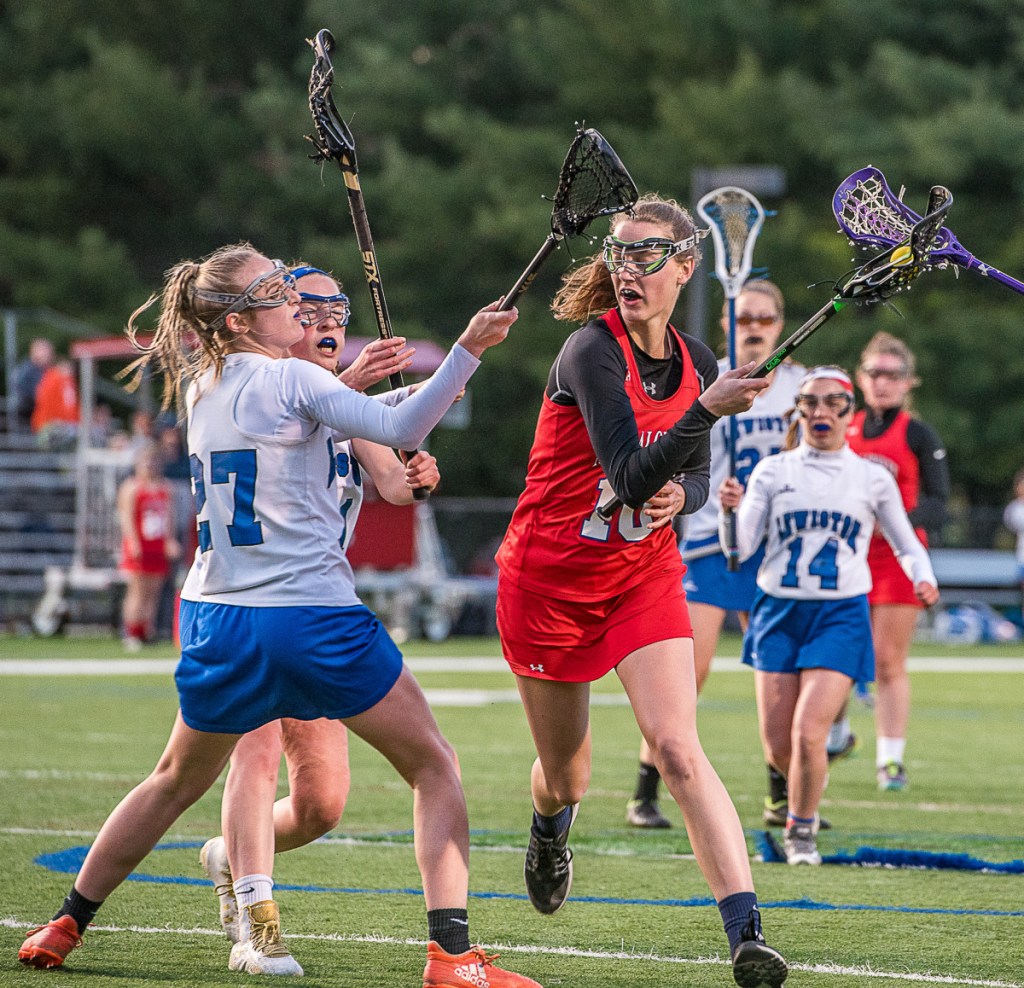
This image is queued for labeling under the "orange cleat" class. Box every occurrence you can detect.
[424,941,543,988]
[18,915,83,969]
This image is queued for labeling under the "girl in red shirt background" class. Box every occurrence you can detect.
[117,442,181,649]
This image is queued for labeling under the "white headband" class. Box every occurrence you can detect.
[799,366,854,394]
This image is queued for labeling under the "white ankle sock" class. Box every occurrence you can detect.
[876,737,906,767]
[233,874,274,940]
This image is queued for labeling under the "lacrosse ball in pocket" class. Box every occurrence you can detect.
[890,244,913,267]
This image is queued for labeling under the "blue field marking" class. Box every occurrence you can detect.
[754,830,1024,873]
[33,842,1024,917]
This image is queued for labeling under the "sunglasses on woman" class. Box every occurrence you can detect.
[735,313,779,326]
[860,366,908,381]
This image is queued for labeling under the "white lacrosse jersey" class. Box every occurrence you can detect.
[681,359,805,558]
[723,443,936,600]
[180,347,476,606]
[333,439,364,554]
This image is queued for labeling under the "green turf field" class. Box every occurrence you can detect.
[1,634,1022,987]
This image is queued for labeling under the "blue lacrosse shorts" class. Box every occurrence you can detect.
[741,590,875,682]
[176,600,403,734]
[682,542,766,612]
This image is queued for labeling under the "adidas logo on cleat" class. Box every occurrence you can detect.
[453,961,490,987]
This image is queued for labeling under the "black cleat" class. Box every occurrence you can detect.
[524,804,578,914]
[731,907,788,987]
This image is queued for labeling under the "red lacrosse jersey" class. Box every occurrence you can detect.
[848,409,920,515]
[122,482,173,575]
[847,408,928,590]
[496,308,700,601]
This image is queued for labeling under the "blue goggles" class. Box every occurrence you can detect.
[291,266,351,328]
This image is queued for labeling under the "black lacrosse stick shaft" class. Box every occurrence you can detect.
[309,29,428,499]
[498,236,561,312]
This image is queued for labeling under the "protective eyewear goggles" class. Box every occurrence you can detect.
[860,366,908,381]
[601,235,698,277]
[296,292,351,328]
[795,391,854,416]
[195,260,296,328]
[735,313,779,327]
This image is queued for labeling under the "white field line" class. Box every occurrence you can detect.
[1,656,1023,676]
[1,917,1018,987]
[0,825,695,860]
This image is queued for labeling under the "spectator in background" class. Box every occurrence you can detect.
[31,356,79,450]
[124,408,157,456]
[88,403,115,448]
[117,442,180,650]
[1004,467,1024,611]
[157,421,191,482]
[12,337,55,430]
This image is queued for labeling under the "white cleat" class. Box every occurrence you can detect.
[783,822,822,866]
[199,836,239,943]
[228,901,304,976]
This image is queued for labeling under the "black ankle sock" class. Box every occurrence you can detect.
[427,908,470,955]
[532,804,573,839]
[717,892,760,954]
[767,765,788,804]
[54,887,104,931]
[633,762,661,802]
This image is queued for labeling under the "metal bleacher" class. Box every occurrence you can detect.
[928,548,1021,608]
[0,431,77,630]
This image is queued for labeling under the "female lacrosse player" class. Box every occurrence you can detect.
[625,279,806,830]
[117,441,181,650]
[19,244,543,988]
[495,194,789,988]
[198,265,441,973]
[719,366,938,866]
[845,332,949,792]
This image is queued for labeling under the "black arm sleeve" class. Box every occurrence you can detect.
[906,418,950,531]
[546,322,720,509]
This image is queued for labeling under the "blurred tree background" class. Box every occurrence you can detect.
[2,0,1023,545]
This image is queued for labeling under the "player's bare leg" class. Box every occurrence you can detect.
[871,603,918,790]
[346,666,540,986]
[619,639,786,982]
[276,718,350,850]
[22,715,239,969]
[629,602,733,828]
[776,669,849,866]
[514,676,590,914]
[619,639,752,895]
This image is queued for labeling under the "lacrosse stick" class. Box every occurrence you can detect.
[307,28,429,499]
[497,125,638,311]
[697,186,766,571]
[596,184,952,523]
[753,183,952,376]
[834,165,1024,296]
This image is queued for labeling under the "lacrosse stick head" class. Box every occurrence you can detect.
[307,29,357,169]
[697,186,766,299]
[838,185,953,303]
[549,126,638,239]
[833,165,962,261]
